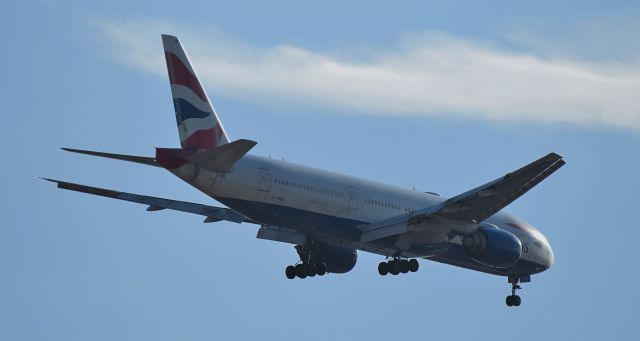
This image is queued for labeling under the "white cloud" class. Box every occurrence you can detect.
[94,18,640,131]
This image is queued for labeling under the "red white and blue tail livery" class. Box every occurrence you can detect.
[163,34,229,150]
[43,34,565,308]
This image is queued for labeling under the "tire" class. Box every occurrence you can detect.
[506,296,513,307]
[378,262,388,276]
[308,264,317,277]
[285,265,296,279]
[295,264,306,278]
[389,261,400,275]
[408,259,419,272]
[400,260,410,273]
[316,262,327,276]
[514,295,521,306]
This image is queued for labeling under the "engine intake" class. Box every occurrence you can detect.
[462,226,522,268]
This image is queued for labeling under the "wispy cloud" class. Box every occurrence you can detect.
[94,18,640,131]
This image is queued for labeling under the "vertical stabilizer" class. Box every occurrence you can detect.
[162,34,229,150]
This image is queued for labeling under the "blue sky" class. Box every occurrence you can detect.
[2,1,640,340]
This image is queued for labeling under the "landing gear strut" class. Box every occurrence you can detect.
[377,257,419,276]
[284,243,328,279]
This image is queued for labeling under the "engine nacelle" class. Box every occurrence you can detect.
[317,244,357,273]
[462,226,522,268]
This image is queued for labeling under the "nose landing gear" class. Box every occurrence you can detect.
[506,274,529,307]
[377,257,419,276]
[506,282,522,307]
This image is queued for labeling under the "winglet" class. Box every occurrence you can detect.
[39,177,57,184]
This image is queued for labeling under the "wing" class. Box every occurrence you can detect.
[41,178,259,224]
[360,152,565,242]
[425,152,565,223]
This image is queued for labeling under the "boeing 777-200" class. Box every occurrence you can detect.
[43,34,564,307]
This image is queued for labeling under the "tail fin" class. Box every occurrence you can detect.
[162,34,229,150]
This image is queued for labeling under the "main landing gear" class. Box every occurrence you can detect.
[285,243,327,279]
[377,257,419,276]
[285,262,327,279]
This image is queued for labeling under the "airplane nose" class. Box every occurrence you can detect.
[543,242,555,269]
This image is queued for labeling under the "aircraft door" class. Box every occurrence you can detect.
[258,168,271,192]
[345,186,358,210]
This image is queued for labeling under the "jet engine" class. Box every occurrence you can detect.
[462,225,522,268]
[316,243,357,273]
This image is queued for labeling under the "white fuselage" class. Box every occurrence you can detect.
[169,154,554,276]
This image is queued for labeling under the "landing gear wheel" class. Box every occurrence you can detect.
[408,259,419,272]
[316,263,327,276]
[506,296,513,307]
[388,260,400,275]
[378,262,389,276]
[285,265,296,279]
[513,295,521,306]
[295,264,307,278]
[307,264,317,277]
[400,259,410,273]
[505,295,521,307]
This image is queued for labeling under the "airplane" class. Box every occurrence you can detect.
[43,34,564,307]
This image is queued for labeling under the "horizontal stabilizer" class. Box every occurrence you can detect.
[41,178,259,225]
[62,148,158,167]
[186,139,257,172]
